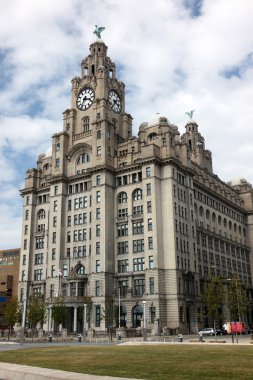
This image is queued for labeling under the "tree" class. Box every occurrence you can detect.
[227,276,248,322]
[101,297,118,340]
[51,297,67,332]
[202,276,224,334]
[26,296,47,330]
[3,298,22,339]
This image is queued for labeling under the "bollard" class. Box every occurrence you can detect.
[78,334,82,342]
[118,333,121,341]
[48,334,52,343]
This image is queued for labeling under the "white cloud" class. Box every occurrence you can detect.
[0,0,253,249]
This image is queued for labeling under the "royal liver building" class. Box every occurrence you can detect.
[19,31,253,335]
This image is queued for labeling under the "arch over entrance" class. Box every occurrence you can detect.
[132,304,143,327]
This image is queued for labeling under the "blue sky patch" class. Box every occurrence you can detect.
[183,0,203,18]
[221,52,253,79]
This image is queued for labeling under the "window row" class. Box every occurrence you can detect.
[118,255,154,273]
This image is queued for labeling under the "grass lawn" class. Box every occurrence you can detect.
[1,344,253,379]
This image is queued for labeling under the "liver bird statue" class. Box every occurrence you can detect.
[93,25,105,39]
[185,110,195,119]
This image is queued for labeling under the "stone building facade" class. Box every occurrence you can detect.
[19,36,253,334]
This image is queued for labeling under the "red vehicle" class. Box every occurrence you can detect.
[223,322,247,334]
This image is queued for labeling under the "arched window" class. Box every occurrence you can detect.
[148,133,158,141]
[133,189,143,201]
[199,206,204,217]
[82,117,90,132]
[132,305,143,328]
[37,209,46,220]
[218,215,222,225]
[223,218,227,227]
[76,265,85,275]
[212,212,216,223]
[97,130,101,139]
[77,153,90,165]
[118,192,128,204]
[206,209,210,220]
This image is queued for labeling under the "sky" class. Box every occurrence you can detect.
[0,0,253,249]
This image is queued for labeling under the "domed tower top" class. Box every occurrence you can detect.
[181,111,213,173]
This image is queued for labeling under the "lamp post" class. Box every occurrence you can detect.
[20,298,27,346]
[83,304,87,342]
[118,287,121,329]
[143,301,147,342]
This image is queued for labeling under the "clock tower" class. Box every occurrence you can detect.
[61,36,132,171]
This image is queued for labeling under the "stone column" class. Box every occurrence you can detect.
[73,307,77,332]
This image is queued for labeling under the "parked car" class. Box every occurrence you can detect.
[215,328,227,335]
[198,328,215,336]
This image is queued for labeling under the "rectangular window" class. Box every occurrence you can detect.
[95,280,100,296]
[133,239,144,252]
[51,265,56,277]
[50,284,54,298]
[133,205,143,217]
[96,208,100,220]
[149,255,154,269]
[96,260,101,273]
[134,278,145,296]
[35,253,43,265]
[35,238,44,249]
[24,225,28,235]
[96,242,100,254]
[54,200,57,212]
[62,264,68,277]
[96,191,101,203]
[67,231,71,243]
[133,221,144,235]
[96,175,101,186]
[55,158,60,167]
[21,270,25,281]
[52,248,56,260]
[53,216,57,227]
[34,269,43,281]
[149,277,155,294]
[147,201,152,213]
[68,200,72,211]
[54,185,58,195]
[146,183,151,195]
[148,218,153,231]
[95,305,101,327]
[22,255,26,265]
[117,241,129,254]
[25,210,29,220]
[119,280,128,296]
[52,232,56,244]
[133,257,145,271]
[70,282,76,297]
[150,306,156,323]
[118,208,128,218]
[146,167,151,178]
[96,224,100,237]
[97,146,101,155]
[148,236,153,249]
[117,224,128,237]
[118,259,129,273]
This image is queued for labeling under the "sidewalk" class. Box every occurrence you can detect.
[0,363,140,380]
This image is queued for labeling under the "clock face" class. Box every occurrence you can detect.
[77,87,95,111]
[108,90,122,113]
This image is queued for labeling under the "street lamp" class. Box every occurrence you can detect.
[20,298,27,346]
[83,304,87,342]
[143,301,147,342]
[118,287,121,329]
